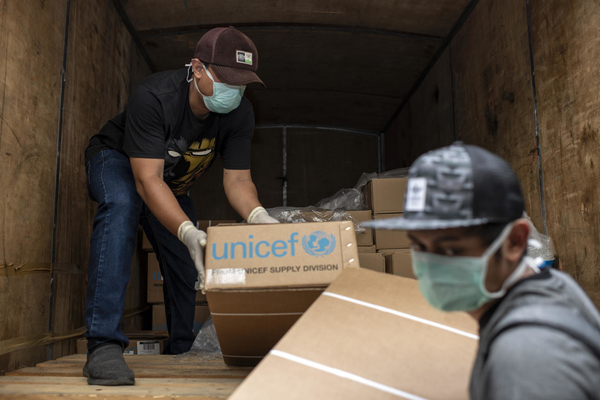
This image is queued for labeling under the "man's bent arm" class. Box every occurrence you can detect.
[130,157,190,236]
[223,168,261,221]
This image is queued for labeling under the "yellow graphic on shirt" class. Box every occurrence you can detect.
[169,137,216,196]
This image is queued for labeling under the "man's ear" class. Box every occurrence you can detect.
[503,219,530,263]
[191,59,203,80]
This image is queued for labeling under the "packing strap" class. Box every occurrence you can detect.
[322,292,479,340]
[270,349,428,400]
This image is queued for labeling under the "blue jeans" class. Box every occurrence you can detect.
[85,149,198,354]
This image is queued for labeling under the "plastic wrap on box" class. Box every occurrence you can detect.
[523,212,555,267]
[175,316,222,362]
[313,188,363,211]
[266,206,365,234]
[312,168,410,211]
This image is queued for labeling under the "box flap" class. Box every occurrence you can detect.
[230,268,478,400]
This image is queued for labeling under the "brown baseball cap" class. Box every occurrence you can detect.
[194,27,265,87]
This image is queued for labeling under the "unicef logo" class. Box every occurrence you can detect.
[302,231,336,258]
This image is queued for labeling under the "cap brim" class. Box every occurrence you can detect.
[363,216,490,231]
[212,65,265,87]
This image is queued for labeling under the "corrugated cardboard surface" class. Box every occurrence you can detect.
[357,245,376,253]
[205,221,359,290]
[384,249,415,279]
[147,254,206,303]
[230,269,478,400]
[374,213,411,249]
[152,304,211,334]
[358,253,386,273]
[208,289,323,365]
[347,210,374,246]
[364,178,408,214]
[205,221,359,366]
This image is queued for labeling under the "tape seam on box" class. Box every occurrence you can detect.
[323,292,479,340]
[270,350,428,400]
[205,267,247,288]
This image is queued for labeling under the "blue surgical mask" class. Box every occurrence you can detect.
[411,223,536,312]
[186,62,245,114]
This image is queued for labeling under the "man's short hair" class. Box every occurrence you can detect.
[465,221,527,260]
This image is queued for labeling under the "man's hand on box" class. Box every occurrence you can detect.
[247,206,279,224]
[178,221,207,291]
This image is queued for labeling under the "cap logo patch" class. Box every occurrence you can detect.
[236,50,253,65]
[405,178,427,212]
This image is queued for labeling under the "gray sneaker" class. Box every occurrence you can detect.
[83,343,135,386]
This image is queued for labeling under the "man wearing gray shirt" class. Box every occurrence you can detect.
[365,142,600,399]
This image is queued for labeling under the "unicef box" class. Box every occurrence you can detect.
[205,221,359,366]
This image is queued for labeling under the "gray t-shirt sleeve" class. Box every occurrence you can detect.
[482,326,600,400]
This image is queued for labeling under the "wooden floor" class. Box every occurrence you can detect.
[0,354,252,399]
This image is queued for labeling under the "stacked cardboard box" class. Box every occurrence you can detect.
[363,178,414,278]
[147,253,208,303]
[346,210,373,246]
[357,253,386,273]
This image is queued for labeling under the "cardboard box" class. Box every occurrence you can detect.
[346,210,373,246]
[205,221,359,366]
[373,213,411,249]
[383,249,415,279]
[364,177,408,214]
[357,245,376,253]
[358,253,386,273]
[152,304,211,335]
[147,254,207,303]
[77,332,168,355]
[142,220,236,251]
[229,269,478,400]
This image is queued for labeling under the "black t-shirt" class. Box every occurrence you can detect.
[85,68,254,196]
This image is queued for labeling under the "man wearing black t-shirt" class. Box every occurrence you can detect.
[82,27,278,386]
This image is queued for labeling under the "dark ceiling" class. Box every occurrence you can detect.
[120,0,472,132]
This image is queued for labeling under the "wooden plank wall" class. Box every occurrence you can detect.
[531,0,600,307]
[0,0,68,375]
[0,0,152,373]
[451,0,543,229]
[385,0,600,308]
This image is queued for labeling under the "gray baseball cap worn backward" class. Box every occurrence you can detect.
[363,142,524,231]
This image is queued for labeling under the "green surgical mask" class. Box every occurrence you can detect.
[411,223,534,312]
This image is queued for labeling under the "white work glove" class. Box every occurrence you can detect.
[247,207,279,224]
[178,221,207,292]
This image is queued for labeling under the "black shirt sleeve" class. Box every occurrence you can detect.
[220,100,254,170]
[123,84,166,159]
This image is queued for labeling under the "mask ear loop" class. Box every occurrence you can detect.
[481,223,543,298]
[480,223,520,298]
[185,61,193,83]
